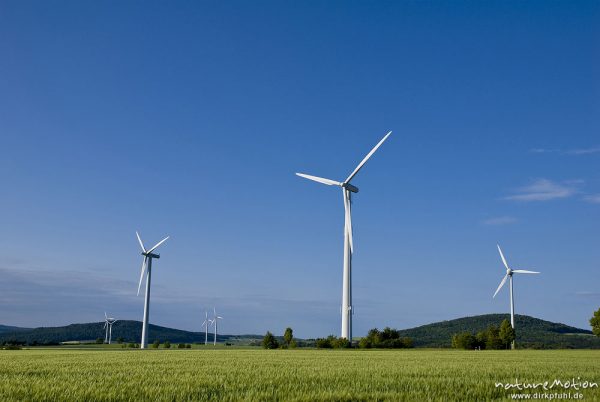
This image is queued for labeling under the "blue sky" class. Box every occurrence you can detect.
[0,1,598,338]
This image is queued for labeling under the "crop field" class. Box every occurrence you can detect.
[0,349,599,401]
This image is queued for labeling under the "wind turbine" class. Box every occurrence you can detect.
[493,244,540,349]
[296,131,392,341]
[135,231,169,349]
[201,311,210,346]
[211,307,223,346]
[103,312,118,344]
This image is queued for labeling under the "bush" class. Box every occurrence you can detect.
[152,340,160,349]
[96,338,104,344]
[3,345,22,350]
[163,341,171,349]
[177,343,185,349]
[116,337,124,344]
[127,343,136,348]
[186,344,192,349]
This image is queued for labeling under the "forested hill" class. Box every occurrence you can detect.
[0,320,260,345]
[396,314,599,349]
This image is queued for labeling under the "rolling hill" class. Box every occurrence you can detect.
[397,314,599,349]
[0,321,261,345]
[1,314,597,348]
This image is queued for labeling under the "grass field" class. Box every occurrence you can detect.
[1,349,598,401]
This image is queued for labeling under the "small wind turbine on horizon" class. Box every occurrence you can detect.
[296,131,392,341]
[211,307,223,346]
[493,244,540,349]
[135,231,169,349]
[103,312,118,344]
[201,311,211,346]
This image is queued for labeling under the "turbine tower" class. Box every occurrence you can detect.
[201,311,210,346]
[493,244,540,349]
[135,231,169,349]
[103,312,118,344]
[211,307,223,346]
[296,131,392,341]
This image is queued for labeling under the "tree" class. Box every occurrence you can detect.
[315,337,333,349]
[485,325,503,350]
[152,340,160,348]
[262,331,279,349]
[116,337,124,344]
[163,340,171,349]
[452,332,476,350]
[358,328,413,349]
[95,338,104,344]
[499,319,516,349]
[591,308,600,336]
[177,343,185,349]
[283,327,293,347]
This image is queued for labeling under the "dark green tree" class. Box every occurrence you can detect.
[152,340,160,348]
[95,337,104,344]
[591,308,600,336]
[116,337,124,344]
[499,319,516,349]
[283,327,293,347]
[262,331,279,349]
[163,340,171,349]
[485,325,503,350]
[452,332,476,349]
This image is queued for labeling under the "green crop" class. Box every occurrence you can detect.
[0,349,598,401]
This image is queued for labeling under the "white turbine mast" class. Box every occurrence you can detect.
[296,131,392,341]
[211,307,223,346]
[135,231,169,349]
[201,310,210,346]
[103,312,118,344]
[492,244,540,349]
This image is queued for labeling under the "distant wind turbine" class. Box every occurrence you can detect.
[103,312,118,344]
[211,307,223,346]
[296,131,392,341]
[135,231,169,349]
[493,244,540,349]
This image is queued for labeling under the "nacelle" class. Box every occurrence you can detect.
[343,183,359,193]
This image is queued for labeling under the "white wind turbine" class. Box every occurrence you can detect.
[296,131,392,341]
[103,312,118,344]
[493,244,540,349]
[211,307,223,346]
[201,311,211,346]
[135,231,169,349]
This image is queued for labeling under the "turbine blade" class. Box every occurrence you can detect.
[493,274,508,298]
[105,312,108,320]
[512,269,540,274]
[345,131,392,183]
[137,257,147,296]
[103,322,107,329]
[136,231,146,253]
[343,190,353,252]
[296,173,341,186]
[146,236,169,255]
[497,244,509,270]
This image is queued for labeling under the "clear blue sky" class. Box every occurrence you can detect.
[0,1,598,338]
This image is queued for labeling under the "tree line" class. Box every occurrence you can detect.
[451,319,515,350]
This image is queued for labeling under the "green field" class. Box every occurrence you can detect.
[1,349,598,401]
